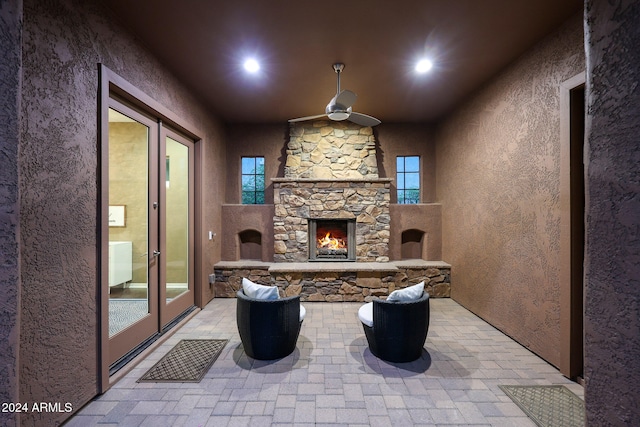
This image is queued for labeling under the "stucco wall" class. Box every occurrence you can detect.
[224,124,289,204]
[19,0,225,425]
[435,14,584,366]
[375,124,437,202]
[221,204,275,262]
[584,0,640,424]
[0,1,22,426]
[389,204,442,261]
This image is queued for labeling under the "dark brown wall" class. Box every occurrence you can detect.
[389,204,442,260]
[584,0,640,423]
[435,14,584,367]
[376,124,440,261]
[18,0,225,425]
[0,1,22,426]
[224,124,289,204]
[375,124,436,202]
[221,205,275,261]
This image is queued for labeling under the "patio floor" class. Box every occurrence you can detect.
[68,298,583,426]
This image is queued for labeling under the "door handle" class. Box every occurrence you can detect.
[153,250,161,257]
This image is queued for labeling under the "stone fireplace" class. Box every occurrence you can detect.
[273,120,391,262]
[273,121,391,262]
[273,177,391,262]
[214,120,451,301]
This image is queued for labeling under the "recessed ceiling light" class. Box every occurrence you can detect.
[243,58,260,73]
[415,59,433,73]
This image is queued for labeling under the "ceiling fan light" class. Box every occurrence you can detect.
[328,111,350,121]
[326,105,352,121]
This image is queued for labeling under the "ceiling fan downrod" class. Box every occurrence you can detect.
[333,63,345,94]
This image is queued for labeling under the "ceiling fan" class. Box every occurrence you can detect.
[289,63,381,127]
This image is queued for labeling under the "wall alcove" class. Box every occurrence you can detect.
[401,228,426,260]
[239,229,262,260]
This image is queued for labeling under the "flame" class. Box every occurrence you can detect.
[318,232,346,250]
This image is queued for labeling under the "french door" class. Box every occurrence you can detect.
[106,99,195,368]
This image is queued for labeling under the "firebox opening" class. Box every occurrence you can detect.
[309,219,356,261]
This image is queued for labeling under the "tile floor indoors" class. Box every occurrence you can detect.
[68,298,584,426]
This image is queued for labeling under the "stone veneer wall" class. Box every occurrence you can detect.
[285,121,378,179]
[214,261,451,302]
[273,179,391,262]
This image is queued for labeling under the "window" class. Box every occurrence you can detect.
[241,156,265,204]
[396,156,420,204]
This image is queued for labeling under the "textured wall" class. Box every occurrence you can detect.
[584,0,640,424]
[436,14,584,366]
[375,124,437,203]
[389,204,442,261]
[221,204,275,261]
[0,1,22,426]
[224,123,289,204]
[19,0,225,424]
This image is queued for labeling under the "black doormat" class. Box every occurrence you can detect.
[138,339,228,383]
[499,385,585,427]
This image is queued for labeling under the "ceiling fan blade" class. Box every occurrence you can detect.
[348,112,381,127]
[288,114,328,123]
[334,90,357,109]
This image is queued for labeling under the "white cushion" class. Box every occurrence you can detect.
[358,302,374,327]
[387,281,425,302]
[242,278,280,300]
[299,304,306,322]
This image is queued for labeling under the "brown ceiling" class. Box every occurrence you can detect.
[104,0,582,124]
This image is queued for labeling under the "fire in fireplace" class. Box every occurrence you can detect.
[308,219,356,261]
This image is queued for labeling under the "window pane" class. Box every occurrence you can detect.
[241,156,265,205]
[242,191,255,204]
[406,189,420,204]
[241,157,255,174]
[242,175,255,191]
[405,156,419,172]
[397,155,420,204]
[255,173,265,190]
[405,173,419,189]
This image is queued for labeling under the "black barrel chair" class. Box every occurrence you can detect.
[360,292,430,363]
[236,290,304,360]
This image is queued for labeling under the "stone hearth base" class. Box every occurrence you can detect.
[213,260,451,302]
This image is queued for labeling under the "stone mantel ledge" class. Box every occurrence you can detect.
[213,259,452,300]
[272,177,393,184]
[213,260,451,273]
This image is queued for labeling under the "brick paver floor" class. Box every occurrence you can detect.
[68,298,583,426]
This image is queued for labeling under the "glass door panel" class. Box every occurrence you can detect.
[160,131,195,327]
[108,107,149,335]
[164,137,189,300]
[107,105,158,366]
